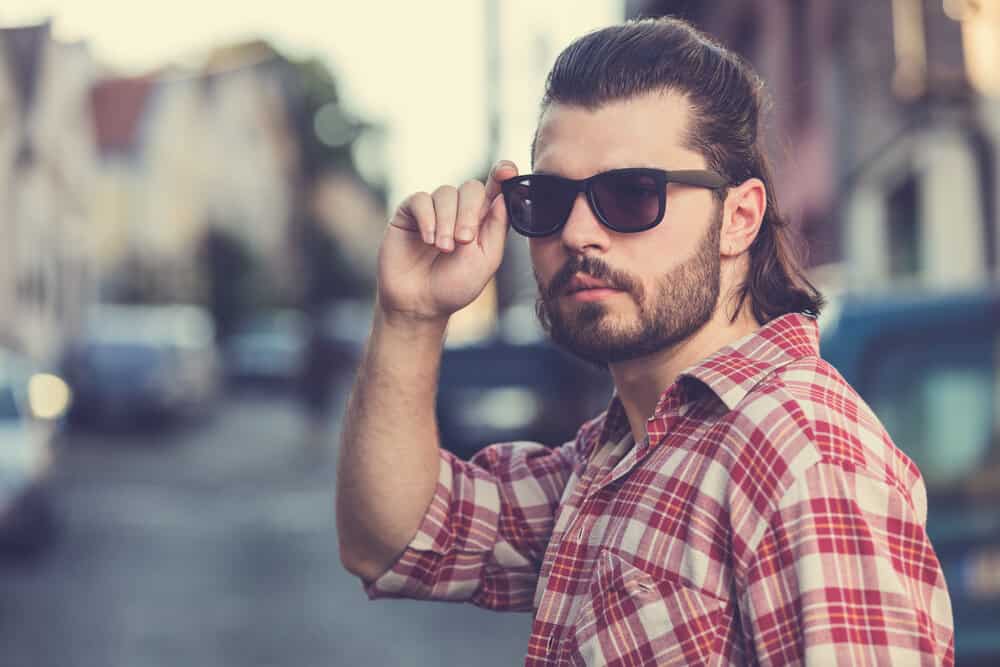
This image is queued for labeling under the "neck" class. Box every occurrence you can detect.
[609,299,762,445]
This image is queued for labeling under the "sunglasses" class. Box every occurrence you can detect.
[500,168,728,238]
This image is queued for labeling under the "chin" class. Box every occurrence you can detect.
[563,300,607,322]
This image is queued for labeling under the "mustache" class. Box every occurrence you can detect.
[544,255,642,301]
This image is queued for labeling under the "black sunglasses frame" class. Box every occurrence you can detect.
[501,168,729,238]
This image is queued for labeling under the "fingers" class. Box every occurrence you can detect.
[454,180,484,244]
[431,185,459,252]
[484,160,519,204]
[395,191,436,244]
[394,160,519,254]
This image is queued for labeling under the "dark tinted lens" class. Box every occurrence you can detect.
[505,176,576,236]
[591,171,663,231]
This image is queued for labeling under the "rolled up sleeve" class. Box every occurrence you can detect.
[364,439,578,612]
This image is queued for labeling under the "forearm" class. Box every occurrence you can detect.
[336,306,448,580]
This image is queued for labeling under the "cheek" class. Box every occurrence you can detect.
[643,221,702,268]
[623,240,677,297]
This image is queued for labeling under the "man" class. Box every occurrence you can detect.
[337,17,954,666]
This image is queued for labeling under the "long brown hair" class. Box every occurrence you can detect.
[534,17,825,323]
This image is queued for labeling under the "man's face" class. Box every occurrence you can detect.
[529,92,723,365]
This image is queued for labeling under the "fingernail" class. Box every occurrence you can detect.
[455,229,473,242]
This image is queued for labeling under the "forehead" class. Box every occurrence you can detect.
[533,91,705,177]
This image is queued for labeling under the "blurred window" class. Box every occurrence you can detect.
[867,331,997,492]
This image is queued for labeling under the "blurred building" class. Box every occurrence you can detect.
[89,73,159,298]
[0,21,100,362]
[309,167,385,281]
[197,43,301,293]
[89,40,386,310]
[0,18,387,366]
[628,0,1000,292]
[90,43,302,304]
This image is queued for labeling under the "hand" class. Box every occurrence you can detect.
[376,160,519,323]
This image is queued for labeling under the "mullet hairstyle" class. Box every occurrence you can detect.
[532,16,825,324]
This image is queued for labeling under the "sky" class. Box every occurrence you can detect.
[0,0,622,205]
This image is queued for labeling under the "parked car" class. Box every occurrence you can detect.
[0,348,71,556]
[320,299,375,381]
[436,304,613,459]
[820,285,1000,665]
[223,309,306,391]
[62,304,220,429]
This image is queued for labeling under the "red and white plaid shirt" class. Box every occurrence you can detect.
[362,313,955,665]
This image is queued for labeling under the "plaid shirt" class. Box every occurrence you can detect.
[362,313,955,665]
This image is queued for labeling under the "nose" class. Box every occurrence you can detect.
[559,192,611,254]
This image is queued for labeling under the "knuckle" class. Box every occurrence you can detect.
[460,179,485,193]
[406,191,432,211]
[401,192,435,237]
[459,180,486,215]
[431,184,457,200]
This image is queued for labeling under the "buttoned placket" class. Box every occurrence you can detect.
[533,430,632,659]
[572,432,634,541]
[540,425,668,661]
[570,389,701,551]
[536,386,696,662]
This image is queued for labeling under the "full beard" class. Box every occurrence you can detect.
[535,215,722,366]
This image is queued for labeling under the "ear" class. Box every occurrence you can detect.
[720,177,766,258]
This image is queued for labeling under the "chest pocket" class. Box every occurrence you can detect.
[563,548,729,666]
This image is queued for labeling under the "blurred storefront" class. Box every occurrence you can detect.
[0,21,99,363]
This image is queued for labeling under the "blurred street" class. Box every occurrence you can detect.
[0,390,532,667]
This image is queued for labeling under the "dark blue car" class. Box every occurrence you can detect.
[820,285,1000,665]
[436,338,613,460]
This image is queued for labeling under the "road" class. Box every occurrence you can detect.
[0,391,532,667]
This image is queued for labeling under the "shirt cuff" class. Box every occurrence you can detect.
[362,447,460,599]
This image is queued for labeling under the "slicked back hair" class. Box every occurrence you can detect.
[532,17,824,323]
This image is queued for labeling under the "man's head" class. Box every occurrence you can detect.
[526,17,824,365]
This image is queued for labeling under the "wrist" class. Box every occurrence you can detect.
[373,303,449,338]
[367,307,448,375]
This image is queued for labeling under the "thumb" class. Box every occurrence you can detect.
[483,160,519,205]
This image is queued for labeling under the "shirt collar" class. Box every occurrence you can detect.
[597,311,821,446]
[677,311,820,412]
[596,390,630,453]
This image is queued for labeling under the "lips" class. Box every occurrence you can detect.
[565,275,620,295]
